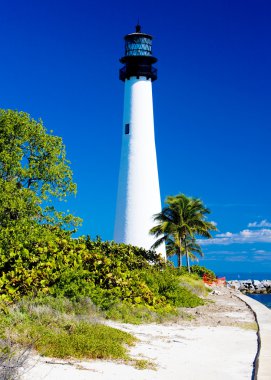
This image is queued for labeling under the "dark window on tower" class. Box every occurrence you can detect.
[125,123,130,134]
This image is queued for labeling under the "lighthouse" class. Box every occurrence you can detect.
[114,24,166,259]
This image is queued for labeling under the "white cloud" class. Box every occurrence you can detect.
[225,255,247,262]
[254,249,271,255]
[210,221,218,227]
[248,219,271,228]
[216,232,233,237]
[198,228,271,245]
[254,255,271,261]
[203,250,237,256]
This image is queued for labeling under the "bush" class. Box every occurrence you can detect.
[0,297,136,361]
[138,268,204,308]
[23,322,135,359]
[190,265,216,280]
[0,233,205,319]
[104,302,171,324]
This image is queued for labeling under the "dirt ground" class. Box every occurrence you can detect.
[181,285,257,328]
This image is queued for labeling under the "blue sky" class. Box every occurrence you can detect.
[1,0,271,274]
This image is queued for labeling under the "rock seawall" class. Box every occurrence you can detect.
[227,279,271,294]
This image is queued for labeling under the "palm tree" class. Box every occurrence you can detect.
[150,194,217,270]
[164,236,183,263]
[182,235,203,272]
[165,235,203,270]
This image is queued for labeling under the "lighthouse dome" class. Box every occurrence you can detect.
[119,24,157,82]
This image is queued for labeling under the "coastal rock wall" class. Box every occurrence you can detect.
[228,280,271,294]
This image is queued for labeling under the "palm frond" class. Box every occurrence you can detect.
[150,193,216,262]
[150,235,168,250]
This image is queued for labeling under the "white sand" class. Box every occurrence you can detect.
[21,322,257,380]
[20,288,258,380]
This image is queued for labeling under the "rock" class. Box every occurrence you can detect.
[227,279,271,294]
[211,290,221,295]
[253,280,264,289]
[262,280,271,288]
[239,283,247,291]
[227,280,240,290]
[244,280,253,288]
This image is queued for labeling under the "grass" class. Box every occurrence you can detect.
[15,321,136,360]
[179,274,209,297]
[133,358,157,370]
[0,297,136,361]
[105,302,179,324]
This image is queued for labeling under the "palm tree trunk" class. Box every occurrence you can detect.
[178,251,182,268]
[185,248,191,273]
[184,239,190,273]
[178,237,182,268]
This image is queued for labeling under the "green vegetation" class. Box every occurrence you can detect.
[150,193,217,270]
[0,109,81,232]
[0,109,217,373]
[134,359,157,370]
[178,273,209,297]
[0,270,207,366]
[0,110,82,322]
[0,235,204,314]
[0,297,136,361]
[190,265,216,281]
[0,226,209,363]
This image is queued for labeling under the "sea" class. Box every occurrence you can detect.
[217,272,271,310]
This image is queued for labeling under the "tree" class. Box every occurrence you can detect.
[166,235,203,266]
[150,194,217,270]
[0,109,81,233]
[182,235,203,272]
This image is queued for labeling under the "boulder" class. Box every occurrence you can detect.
[227,279,271,293]
[227,280,240,290]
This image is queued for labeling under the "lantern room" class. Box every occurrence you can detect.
[119,24,157,82]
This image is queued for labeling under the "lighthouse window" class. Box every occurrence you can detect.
[125,123,130,134]
[125,37,152,56]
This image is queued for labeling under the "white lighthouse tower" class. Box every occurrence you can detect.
[114,24,166,259]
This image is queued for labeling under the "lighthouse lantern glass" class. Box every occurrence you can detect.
[125,36,152,56]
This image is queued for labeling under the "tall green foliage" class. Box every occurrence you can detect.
[0,109,81,232]
[0,236,204,313]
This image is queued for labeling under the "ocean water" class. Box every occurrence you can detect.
[219,272,271,309]
[219,272,271,281]
[246,294,271,309]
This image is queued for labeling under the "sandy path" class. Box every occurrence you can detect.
[21,287,258,380]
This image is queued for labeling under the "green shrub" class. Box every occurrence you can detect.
[138,267,204,308]
[0,233,205,318]
[105,302,171,324]
[0,297,136,361]
[190,265,216,280]
[23,322,135,359]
